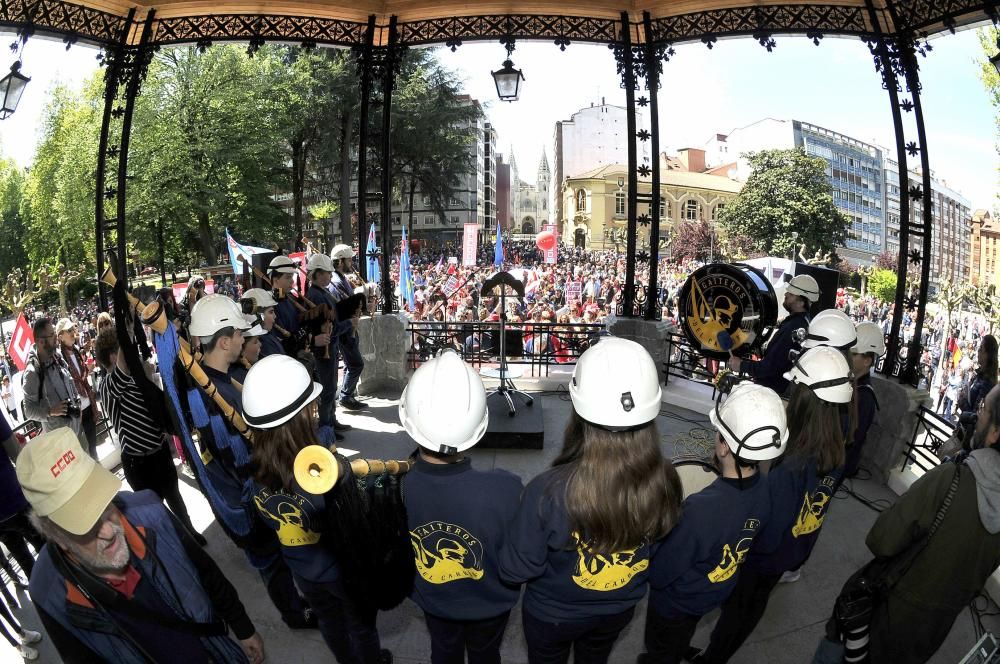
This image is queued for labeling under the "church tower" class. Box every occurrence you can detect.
[537,149,550,222]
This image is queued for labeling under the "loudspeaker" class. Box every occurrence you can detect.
[251,252,278,289]
[793,262,839,317]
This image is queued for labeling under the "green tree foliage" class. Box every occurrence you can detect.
[716,148,849,258]
[868,268,898,304]
[979,27,1000,213]
[0,158,28,278]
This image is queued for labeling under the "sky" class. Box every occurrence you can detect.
[0,26,996,208]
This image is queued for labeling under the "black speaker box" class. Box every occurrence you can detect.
[793,263,839,316]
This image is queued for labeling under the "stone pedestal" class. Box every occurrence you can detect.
[607,316,676,384]
[356,314,411,394]
[861,375,932,485]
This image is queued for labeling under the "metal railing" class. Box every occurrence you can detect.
[407,321,605,376]
[664,332,720,389]
[900,405,953,473]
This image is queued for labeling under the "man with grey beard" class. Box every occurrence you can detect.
[16,427,266,663]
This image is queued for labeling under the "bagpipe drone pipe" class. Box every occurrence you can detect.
[143,300,256,542]
[295,444,416,613]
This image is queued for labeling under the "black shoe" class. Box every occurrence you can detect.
[333,421,353,432]
[377,649,393,664]
[340,396,367,410]
[284,608,318,630]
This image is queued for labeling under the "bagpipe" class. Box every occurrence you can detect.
[294,443,416,613]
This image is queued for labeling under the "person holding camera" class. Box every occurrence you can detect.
[55,318,99,459]
[22,318,92,457]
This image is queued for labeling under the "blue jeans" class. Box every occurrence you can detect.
[294,574,381,664]
[338,333,364,399]
[315,354,338,427]
[522,607,635,664]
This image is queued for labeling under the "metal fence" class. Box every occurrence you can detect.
[407,321,605,376]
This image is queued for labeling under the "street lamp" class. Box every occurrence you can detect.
[0,60,29,119]
[492,36,524,102]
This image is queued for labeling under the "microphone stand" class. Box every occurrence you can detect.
[482,271,534,417]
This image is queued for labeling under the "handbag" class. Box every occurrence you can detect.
[832,463,961,663]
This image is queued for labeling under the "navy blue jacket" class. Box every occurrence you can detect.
[845,373,878,477]
[403,456,523,620]
[742,312,810,394]
[748,456,843,576]
[306,284,353,358]
[649,474,769,619]
[259,331,285,358]
[274,295,300,338]
[252,480,339,584]
[498,468,654,622]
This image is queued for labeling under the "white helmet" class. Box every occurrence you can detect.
[268,255,297,275]
[189,295,251,338]
[784,346,854,404]
[242,287,277,310]
[801,309,857,350]
[709,383,788,462]
[399,350,488,454]
[852,321,886,357]
[331,244,355,261]
[355,282,379,299]
[243,354,322,429]
[570,337,661,430]
[786,274,821,303]
[307,253,334,276]
[243,315,267,337]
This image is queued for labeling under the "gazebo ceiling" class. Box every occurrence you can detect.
[0,0,994,49]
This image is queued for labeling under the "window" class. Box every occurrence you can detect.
[615,191,626,215]
[424,216,434,225]
[685,199,699,221]
[392,216,401,226]
[713,203,726,221]
[576,189,587,212]
[659,201,666,219]
[450,216,460,224]
[422,195,431,206]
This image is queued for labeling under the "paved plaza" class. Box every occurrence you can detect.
[4,379,999,663]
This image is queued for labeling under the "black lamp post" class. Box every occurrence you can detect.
[0,61,29,119]
[492,35,524,102]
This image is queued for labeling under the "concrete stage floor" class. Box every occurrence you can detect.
[7,379,1000,663]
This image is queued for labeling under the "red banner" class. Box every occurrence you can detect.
[463,224,478,267]
[7,313,33,372]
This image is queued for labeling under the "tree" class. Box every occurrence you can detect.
[935,280,968,373]
[970,284,1000,334]
[979,27,1000,214]
[0,268,53,318]
[868,268,897,305]
[671,218,717,263]
[716,148,849,258]
[874,250,898,271]
[0,159,28,278]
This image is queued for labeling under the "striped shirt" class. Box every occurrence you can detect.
[99,365,164,456]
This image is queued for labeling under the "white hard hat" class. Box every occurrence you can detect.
[569,337,662,429]
[243,354,322,429]
[801,309,857,350]
[331,244,355,261]
[268,255,297,274]
[786,274,821,303]
[784,346,854,404]
[243,315,267,337]
[852,321,886,357]
[709,383,788,462]
[399,350,488,454]
[189,295,251,338]
[243,288,277,309]
[307,253,334,276]
[354,282,378,299]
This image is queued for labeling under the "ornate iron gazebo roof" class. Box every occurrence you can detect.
[1,1,996,49]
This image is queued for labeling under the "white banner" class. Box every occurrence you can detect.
[543,224,558,264]
[463,224,478,267]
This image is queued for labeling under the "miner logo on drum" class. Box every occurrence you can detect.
[729,274,820,394]
[641,384,788,664]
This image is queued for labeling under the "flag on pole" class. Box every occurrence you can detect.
[225,229,269,276]
[400,227,416,310]
[366,223,381,285]
[494,226,504,268]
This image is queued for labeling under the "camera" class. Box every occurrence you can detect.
[64,398,81,419]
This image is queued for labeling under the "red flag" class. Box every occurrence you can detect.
[7,313,33,372]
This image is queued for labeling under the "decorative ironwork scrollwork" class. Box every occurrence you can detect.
[152,14,368,48]
[396,14,618,47]
[649,4,866,45]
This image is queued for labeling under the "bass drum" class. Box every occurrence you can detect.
[677,262,778,361]
[673,458,721,500]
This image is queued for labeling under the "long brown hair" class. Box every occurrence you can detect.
[784,383,845,474]
[552,411,682,556]
[252,406,318,490]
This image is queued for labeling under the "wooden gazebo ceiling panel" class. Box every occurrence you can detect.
[0,0,995,48]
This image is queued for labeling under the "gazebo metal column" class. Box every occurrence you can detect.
[377,16,400,315]
[865,0,931,384]
[94,7,138,310]
[355,14,376,283]
[613,12,639,318]
[641,11,665,321]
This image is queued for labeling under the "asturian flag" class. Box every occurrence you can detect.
[226,229,269,276]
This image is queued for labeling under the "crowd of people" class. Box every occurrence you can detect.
[0,242,994,664]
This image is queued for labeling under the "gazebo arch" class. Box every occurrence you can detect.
[0,0,990,382]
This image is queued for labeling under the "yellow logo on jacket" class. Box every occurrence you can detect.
[571,533,648,591]
[411,521,485,584]
[254,492,320,547]
[792,477,835,538]
[707,518,760,584]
